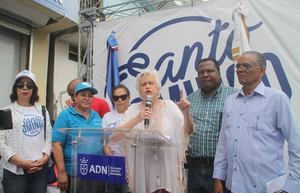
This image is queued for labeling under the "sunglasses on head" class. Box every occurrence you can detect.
[16,82,34,89]
[112,94,128,101]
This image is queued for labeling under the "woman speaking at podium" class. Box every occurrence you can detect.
[119,69,194,193]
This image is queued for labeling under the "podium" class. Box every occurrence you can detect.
[125,129,176,193]
[58,128,175,193]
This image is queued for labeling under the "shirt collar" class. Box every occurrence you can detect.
[13,102,39,113]
[68,106,78,115]
[237,81,266,98]
[200,83,223,98]
[68,106,95,117]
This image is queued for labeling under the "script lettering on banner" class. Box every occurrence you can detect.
[119,16,291,103]
[93,0,299,121]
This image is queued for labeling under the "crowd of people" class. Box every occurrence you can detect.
[0,51,299,193]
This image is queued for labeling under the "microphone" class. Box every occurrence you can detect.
[144,95,152,129]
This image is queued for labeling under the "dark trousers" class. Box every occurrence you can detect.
[188,162,214,193]
[187,157,231,193]
[1,167,47,193]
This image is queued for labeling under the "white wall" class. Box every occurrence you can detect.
[53,40,77,118]
[0,27,21,108]
[63,0,79,23]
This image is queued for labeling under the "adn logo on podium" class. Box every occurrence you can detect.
[77,154,126,184]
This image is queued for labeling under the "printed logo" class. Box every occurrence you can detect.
[108,121,120,128]
[22,114,43,137]
[79,157,89,176]
[77,154,126,184]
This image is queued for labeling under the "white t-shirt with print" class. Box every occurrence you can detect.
[20,106,44,161]
[102,110,124,156]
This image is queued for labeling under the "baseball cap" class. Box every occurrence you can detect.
[75,82,98,95]
[15,70,36,84]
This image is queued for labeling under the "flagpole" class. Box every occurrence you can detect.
[232,1,251,88]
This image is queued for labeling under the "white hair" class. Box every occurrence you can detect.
[135,69,162,91]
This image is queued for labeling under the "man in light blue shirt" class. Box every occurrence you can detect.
[213,51,300,193]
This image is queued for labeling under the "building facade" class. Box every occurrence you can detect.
[0,0,79,109]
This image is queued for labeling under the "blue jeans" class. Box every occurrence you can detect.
[1,167,47,193]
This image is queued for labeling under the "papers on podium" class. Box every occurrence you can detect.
[266,174,287,193]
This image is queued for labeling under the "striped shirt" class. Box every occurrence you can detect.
[187,84,236,157]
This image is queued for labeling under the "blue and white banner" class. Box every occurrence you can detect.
[77,154,126,184]
[93,0,300,122]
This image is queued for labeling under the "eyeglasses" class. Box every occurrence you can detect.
[112,94,128,101]
[16,82,34,89]
[236,63,263,71]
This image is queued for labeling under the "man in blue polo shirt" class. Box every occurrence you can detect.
[52,82,104,193]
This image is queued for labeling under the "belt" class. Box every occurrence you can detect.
[187,156,214,167]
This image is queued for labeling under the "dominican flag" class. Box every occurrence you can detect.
[232,1,251,62]
[105,31,120,105]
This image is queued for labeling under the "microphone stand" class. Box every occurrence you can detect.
[131,124,148,192]
[131,96,151,192]
[131,124,148,147]
[131,125,148,192]
[71,129,81,193]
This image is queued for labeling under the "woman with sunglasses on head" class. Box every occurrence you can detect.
[0,70,52,193]
[102,84,130,193]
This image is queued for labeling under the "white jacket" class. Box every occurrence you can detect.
[0,102,52,174]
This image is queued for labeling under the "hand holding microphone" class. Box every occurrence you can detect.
[144,95,152,129]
